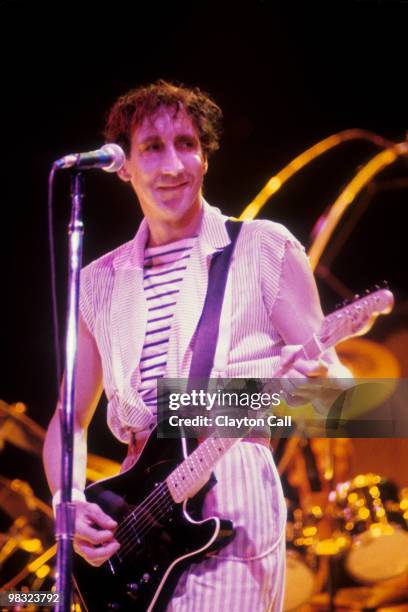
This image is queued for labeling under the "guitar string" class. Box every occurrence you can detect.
[116,446,221,561]
[114,444,214,544]
[115,481,172,544]
[113,447,216,560]
[114,452,218,562]
[114,456,194,537]
[113,458,201,548]
[115,481,197,562]
[111,438,226,556]
[113,442,244,562]
[116,486,175,561]
[114,453,209,552]
[115,427,239,543]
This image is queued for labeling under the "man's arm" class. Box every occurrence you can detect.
[43,314,120,566]
[271,243,352,409]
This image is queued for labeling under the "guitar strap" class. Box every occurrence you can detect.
[182,219,243,501]
[187,218,243,391]
[184,219,270,454]
[126,220,242,467]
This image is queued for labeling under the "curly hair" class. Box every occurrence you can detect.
[104,80,223,158]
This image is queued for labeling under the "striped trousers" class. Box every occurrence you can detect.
[167,442,287,612]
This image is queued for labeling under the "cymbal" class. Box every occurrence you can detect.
[0,475,53,520]
[0,399,121,480]
[87,454,121,481]
[336,337,401,378]
[0,400,45,455]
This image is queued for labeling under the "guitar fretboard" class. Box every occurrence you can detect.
[166,436,239,503]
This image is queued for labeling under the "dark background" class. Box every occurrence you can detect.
[2,1,407,498]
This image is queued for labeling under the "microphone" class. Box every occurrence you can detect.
[54,143,125,172]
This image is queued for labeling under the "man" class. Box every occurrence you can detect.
[43,80,350,610]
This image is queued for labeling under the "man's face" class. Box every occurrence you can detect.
[119,105,208,227]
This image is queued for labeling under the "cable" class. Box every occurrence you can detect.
[47,165,62,400]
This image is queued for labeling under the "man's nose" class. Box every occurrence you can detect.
[161,145,184,175]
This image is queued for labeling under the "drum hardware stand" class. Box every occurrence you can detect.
[325,439,339,612]
[327,554,338,612]
[320,438,353,611]
[54,171,84,612]
[303,437,353,610]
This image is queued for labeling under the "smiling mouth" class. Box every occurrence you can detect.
[158,183,188,191]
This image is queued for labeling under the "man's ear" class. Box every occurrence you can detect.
[203,155,208,175]
[117,163,131,182]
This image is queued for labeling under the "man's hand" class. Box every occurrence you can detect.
[277,344,353,411]
[278,344,328,406]
[73,501,120,567]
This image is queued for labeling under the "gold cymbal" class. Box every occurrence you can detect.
[87,454,121,481]
[0,400,45,455]
[0,475,53,520]
[0,399,120,481]
[336,337,401,378]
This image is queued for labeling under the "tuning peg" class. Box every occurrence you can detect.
[342,299,350,307]
[354,294,360,300]
[382,279,389,288]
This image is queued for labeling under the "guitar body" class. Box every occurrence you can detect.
[73,431,235,611]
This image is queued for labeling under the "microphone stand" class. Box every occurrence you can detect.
[55,171,84,612]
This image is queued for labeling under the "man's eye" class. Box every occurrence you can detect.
[146,142,161,152]
[179,139,195,149]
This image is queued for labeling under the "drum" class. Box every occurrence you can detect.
[332,473,408,583]
[284,507,319,611]
[284,550,315,611]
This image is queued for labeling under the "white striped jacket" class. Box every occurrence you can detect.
[79,201,304,443]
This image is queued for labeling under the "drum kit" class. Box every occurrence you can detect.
[283,473,408,611]
[282,338,408,611]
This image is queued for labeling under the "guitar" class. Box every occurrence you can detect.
[73,288,394,611]
[274,287,394,375]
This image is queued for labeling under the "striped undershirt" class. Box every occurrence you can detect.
[138,235,197,416]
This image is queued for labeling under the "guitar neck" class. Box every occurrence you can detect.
[166,288,394,503]
[166,436,239,503]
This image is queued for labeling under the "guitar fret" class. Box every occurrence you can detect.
[178,461,189,487]
[202,441,214,469]
[166,435,240,503]
[320,289,393,349]
[196,449,210,471]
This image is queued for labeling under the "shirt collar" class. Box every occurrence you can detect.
[113,199,231,270]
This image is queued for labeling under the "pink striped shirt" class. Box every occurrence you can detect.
[139,237,197,413]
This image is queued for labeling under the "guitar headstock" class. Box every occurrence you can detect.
[320,288,394,349]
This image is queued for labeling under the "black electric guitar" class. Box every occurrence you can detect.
[73,288,394,611]
[73,432,236,611]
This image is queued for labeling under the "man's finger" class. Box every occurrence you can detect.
[279,345,302,368]
[74,539,120,567]
[75,524,116,546]
[86,503,117,529]
[292,358,328,377]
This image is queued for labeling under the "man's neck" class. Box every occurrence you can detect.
[146,203,203,247]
